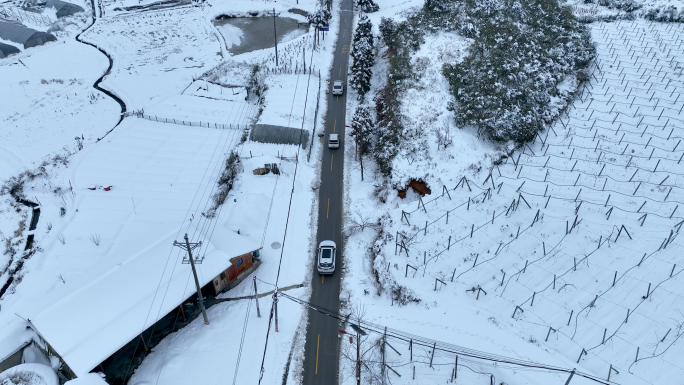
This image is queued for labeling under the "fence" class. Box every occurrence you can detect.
[129,111,244,130]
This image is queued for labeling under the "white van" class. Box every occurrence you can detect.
[328,133,340,148]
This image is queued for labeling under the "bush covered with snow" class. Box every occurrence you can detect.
[441,0,595,143]
[205,150,242,218]
[587,0,642,12]
[643,5,684,22]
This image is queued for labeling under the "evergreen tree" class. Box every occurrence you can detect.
[351,105,374,157]
[350,105,375,180]
[352,15,373,46]
[357,0,379,13]
[373,84,401,177]
[378,17,397,50]
[350,16,375,99]
[424,0,455,12]
[308,8,331,30]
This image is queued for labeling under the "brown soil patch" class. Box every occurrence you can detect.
[398,179,432,198]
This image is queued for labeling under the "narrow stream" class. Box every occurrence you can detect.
[75,0,127,141]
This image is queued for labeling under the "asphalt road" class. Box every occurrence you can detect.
[301,2,354,384]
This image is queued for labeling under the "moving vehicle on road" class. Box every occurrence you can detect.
[332,80,344,95]
[328,133,340,148]
[317,240,337,274]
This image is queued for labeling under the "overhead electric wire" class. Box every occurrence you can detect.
[277,291,616,385]
[257,7,317,382]
[128,0,295,380]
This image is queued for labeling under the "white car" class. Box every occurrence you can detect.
[328,133,340,148]
[317,240,337,275]
[332,80,344,95]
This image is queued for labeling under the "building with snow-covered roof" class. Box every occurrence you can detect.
[45,0,84,18]
[0,21,56,49]
[23,230,261,382]
[0,42,20,58]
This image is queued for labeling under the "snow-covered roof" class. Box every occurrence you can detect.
[0,21,55,48]
[45,0,84,18]
[26,230,260,377]
[0,42,20,58]
[64,373,109,385]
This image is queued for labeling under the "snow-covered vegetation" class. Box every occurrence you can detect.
[342,0,684,384]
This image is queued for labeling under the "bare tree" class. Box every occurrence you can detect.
[340,304,383,384]
[345,210,377,235]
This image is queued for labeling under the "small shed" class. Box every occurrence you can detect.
[0,42,20,58]
[204,249,260,296]
[0,21,56,49]
[45,0,85,18]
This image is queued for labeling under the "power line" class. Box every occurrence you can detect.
[277,291,616,385]
[257,9,318,383]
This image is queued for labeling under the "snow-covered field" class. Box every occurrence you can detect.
[1,0,333,383]
[0,25,119,182]
[342,1,684,385]
[3,0,684,383]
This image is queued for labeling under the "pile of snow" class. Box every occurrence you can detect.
[0,363,58,385]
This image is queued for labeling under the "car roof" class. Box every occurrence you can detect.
[329,133,339,139]
[333,80,343,86]
[319,240,336,248]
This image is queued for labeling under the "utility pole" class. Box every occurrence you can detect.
[274,290,279,332]
[350,324,366,385]
[564,369,576,385]
[272,8,279,66]
[253,276,261,317]
[173,233,209,325]
[313,26,317,49]
[381,327,387,385]
[356,329,360,385]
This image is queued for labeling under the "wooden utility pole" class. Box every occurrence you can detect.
[381,327,387,385]
[564,369,575,384]
[356,329,360,385]
[350,324,366,385]
[173,233,209,325]
[274,291,279,332]
[253,276,261,317]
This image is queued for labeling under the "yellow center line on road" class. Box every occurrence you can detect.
[330,154,334,171]
[336,95,339,102]
[315,334,320,374]
[322,275,324,283]
[334,119,337,133]
[327,198,330,218]
[339,67,342,76]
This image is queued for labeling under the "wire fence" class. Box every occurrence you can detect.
[128,111,245,130]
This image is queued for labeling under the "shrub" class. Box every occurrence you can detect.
[442,0,595,143]
[205,151,242,218]
[643,6,684,22]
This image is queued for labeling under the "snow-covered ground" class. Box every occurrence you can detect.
[0,0,334,383]
[3,0,684,383]
[341,1,684,385]
[0,26,119,183]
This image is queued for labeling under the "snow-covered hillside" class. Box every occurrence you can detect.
[342,1,684,384]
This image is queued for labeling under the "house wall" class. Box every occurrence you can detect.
[0,342,29,373]
[210,252,254,295]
